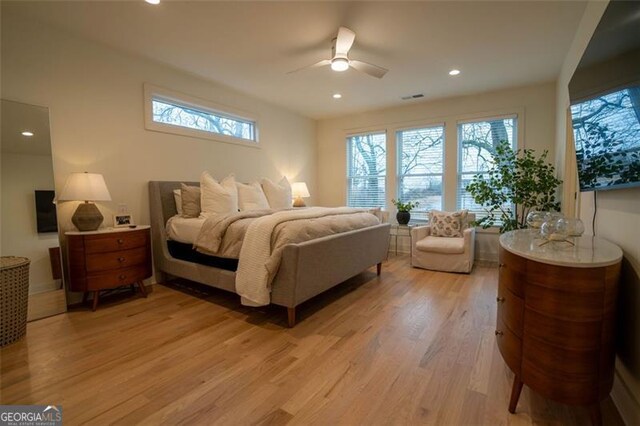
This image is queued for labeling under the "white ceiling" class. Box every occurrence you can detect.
[8,1,587,119]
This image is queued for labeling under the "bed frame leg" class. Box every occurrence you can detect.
[287,307,296,328]
[377,262,382,276]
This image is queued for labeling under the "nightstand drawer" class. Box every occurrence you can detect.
[86,246,149,272]
[84,229,148,253]
[86,265,150,290]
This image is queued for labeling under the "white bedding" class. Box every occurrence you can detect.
[166,215,206,244]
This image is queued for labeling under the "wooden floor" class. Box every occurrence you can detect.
[0,256,624,425]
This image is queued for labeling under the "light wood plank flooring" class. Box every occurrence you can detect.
[0,256,624,425]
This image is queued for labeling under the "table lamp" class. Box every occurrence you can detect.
[291,182,310,207]
[58,172,112,231]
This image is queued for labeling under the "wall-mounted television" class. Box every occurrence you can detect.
[569,0,640,192]
[35,190,58,233]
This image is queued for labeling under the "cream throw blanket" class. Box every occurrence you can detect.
[236,207,377,306]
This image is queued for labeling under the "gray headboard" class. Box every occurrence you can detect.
[149,180,199,225]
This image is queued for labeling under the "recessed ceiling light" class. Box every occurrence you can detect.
[21,131,34,137]
[449,69,461,76]
[333,93,342,99]
[145,0,160,4]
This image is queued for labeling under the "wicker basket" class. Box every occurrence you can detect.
[1,256,30,346]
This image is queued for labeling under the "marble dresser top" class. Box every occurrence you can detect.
[499,229,623,268]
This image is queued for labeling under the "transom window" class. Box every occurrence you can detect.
[397,125,445,220]
[144,84,258,147]
[457,116,517,218]
[152,97,256,142]
[346,132,387,208]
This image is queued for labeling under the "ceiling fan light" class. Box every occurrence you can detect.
[331,58,349,72]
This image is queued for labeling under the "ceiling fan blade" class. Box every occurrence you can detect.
[350,60,388,79]
[287,59,331,74]
[335,26,356,55]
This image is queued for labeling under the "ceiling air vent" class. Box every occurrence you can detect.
[401,93,424,100]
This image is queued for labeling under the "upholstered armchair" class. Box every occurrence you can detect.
[410,212,476,273]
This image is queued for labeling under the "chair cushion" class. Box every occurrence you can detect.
[416,236,466,254]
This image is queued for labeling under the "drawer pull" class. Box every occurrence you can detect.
[117,239,124,244]
[496,296,505,303]
[118,257,126,262]
[499,263,505,268]
[119,274,126,280]
[495,330,504,337]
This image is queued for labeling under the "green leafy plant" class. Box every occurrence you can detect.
[466,141,562,233]
[391,199,419,212]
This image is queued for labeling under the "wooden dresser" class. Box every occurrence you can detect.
[497,230,622,425]
[66,226,152,310]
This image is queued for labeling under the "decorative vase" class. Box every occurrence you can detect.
[396,211,410,225]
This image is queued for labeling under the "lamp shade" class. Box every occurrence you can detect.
[291,182,310,198]
[58,172,111,202]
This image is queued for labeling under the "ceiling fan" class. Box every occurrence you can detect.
[288,27,388,79]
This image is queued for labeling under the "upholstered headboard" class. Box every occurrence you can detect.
[149,180,198,225]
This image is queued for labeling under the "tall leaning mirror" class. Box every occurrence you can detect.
[1,99,67,321]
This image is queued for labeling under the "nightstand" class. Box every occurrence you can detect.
[66,226,152,310]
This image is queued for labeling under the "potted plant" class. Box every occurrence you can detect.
[392,199,419,225]
[466,140,562,233]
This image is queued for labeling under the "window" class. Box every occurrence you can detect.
[346,132,386,208]
[152,98,256,141]
[397,125,445,220]
[144,84,258,146]
[457,116,517,218]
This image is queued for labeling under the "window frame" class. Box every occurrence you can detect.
[456,113,519,219]
[346,130,388,208]
[143,83,260,148]
[396,123,446,219]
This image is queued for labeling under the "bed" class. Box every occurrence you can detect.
[148,181,390,326]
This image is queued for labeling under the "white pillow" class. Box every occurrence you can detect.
[261,177,292,210]
[237,181,270,211]
[200,172,238,215]
[173,189,183,215]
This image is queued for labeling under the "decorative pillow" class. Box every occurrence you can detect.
[173,189,183,215]
[429,209,468,238]
[237,181,270,211]
[200,172,238,215]
[180,184,201,218]
[261,176,292,210]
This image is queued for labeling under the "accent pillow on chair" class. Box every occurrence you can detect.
[429,209,468,237]
[200,172,239,215]
[261,177,292,210]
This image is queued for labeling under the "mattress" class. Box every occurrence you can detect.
[166,215,206,244]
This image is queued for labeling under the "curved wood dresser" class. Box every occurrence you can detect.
[497,230,622,425]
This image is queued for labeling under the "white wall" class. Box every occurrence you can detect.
[1,153,60,293]
[1,10,317,295]
[317,82,557,259]
[554,1,640,423]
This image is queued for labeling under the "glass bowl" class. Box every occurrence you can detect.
[557,218,585,237]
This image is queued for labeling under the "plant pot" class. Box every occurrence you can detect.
[396,211,411,225]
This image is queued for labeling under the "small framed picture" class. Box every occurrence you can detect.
[113,214,134,228]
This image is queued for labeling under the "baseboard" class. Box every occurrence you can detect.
[611,370,640,425]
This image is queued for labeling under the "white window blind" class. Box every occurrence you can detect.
[151,97,256,142]
[457,116,517,219]
[397,125,445,221]
[346,132,387,208]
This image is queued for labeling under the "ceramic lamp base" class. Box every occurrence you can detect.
[293,197,306,208]
[72,202,104,231]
